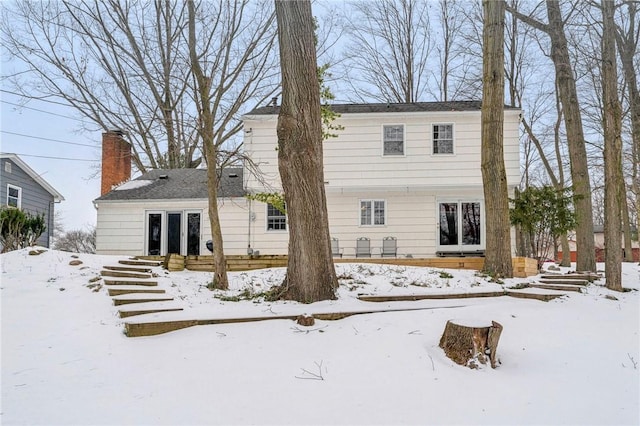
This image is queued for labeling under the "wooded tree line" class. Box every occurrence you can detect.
[2,0,636,296]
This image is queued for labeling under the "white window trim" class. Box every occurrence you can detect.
[381,124,406,157]
[359,199,387,227]
[7,184,22,209]
[265,203,287,232]
[431,123,455,155]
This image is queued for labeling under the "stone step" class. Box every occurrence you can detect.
[107,286,166,297]
[529,283,584,293]
[539,278,588,286]
[119,259,163,267]
[104,265,153,273]
[112,294,174,306]
[101,270,152,279]
[103,278,158,286]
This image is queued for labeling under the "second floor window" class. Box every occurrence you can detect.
[360,200,385,226]
[383,125,404,155]
[266,203,286,231]
[7,184,21,208]
[433,124,454,154]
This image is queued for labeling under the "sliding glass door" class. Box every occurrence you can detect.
[437,200,484,252]
[145,210,202,256]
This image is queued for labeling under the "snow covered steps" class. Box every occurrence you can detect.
[107,286,166,297]
[104,278,158,286]
[358,289,568,303]
[111,294,175,306]
[103,265,154,273]
[119,259,163,267]
[100,270,153,279]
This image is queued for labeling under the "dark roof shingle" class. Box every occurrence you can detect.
[245,100,519,116]
[95,167,244,201]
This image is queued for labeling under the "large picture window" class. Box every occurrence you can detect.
[433,124,454,154]
[383,125,404,155]
[7,184,21,208]
[360,200,386,226]
[266,203,287,231]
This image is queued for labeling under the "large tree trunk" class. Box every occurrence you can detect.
[274,0,337,302]
[481,0,513,278]
[546,0,596,272]
[602,0,623,291]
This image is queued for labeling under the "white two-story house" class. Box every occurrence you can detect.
[242,101,521,258]
[94,101,521,258]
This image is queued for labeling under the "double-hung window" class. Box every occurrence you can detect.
[383,125,404,156]
[7,184,21,208]
[433,124,454,154]
[266,203,287,231]
[360,200,385,226]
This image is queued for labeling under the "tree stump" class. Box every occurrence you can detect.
[439,319,503,369]
[296,315,315,326]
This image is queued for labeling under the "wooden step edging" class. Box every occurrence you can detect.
[539,278,588,286]
[107,287,166,297]
[358,289,568,303]
[119,260,163,267]
[101,270,153,279]
[540,273,601,282]
[119,308,184,318]
[529,283,583,293]
[122,288,571,337]
[103,279,158,286]
[123,305,466,337]
[113,296,174,306]
[104,265,153,273]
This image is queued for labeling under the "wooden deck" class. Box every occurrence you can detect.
[169,255,538,278]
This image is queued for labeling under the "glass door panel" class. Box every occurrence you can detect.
[147,213,162,255]
[187,213,201,256]
[167,212,182,254]
[461,202,481,246]
[439,203,458,246]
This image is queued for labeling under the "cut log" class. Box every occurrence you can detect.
[439,319,503,369]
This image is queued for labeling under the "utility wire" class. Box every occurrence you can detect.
[0,89,74,107]
[3,152,98,162]
[1,99,86,122]
[0,130,97,148]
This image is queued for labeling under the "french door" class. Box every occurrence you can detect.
[145,210,202,256]
[436,200,484,252]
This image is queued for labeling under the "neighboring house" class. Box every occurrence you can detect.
[558,225,639,262]
[0,153,65,247]
[95,101,521,257]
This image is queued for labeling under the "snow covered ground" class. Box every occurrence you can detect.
[1,248,638,425]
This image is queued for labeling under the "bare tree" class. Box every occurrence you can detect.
[616,0,640,251]
[53,228,96,254]
[601,0,623,290]
[340,0,434,103]
[273,0,337,302]
[1,0,196,171]
[481,0,513,277]
[186,0,278,290]
[508,0,597,272]
[2,1,278,174]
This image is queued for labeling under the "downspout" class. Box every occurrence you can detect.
[247,198,253,255]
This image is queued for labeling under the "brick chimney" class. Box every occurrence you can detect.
[101,130,131,195]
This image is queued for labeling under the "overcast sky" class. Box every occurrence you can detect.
[0,87,102,231]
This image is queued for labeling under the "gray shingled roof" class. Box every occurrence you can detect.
[95,167,244,201]
[246,100,519,116]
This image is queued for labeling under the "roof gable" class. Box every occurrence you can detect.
[0,153,65,202]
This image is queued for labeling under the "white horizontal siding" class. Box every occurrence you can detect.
[244,109,521,193]
[96,198,250,256]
